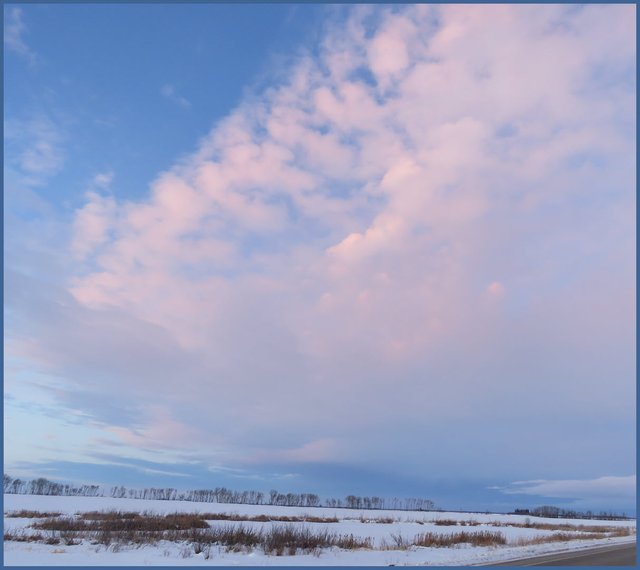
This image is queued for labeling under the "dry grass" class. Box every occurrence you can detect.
[513,533,603,546]
[4,529,81,546]
[382,530,507,550]
[181,524,262,548]
[33,512,209,533]
[433,519,459,526]
[12,515,374,555]
[356,515,396,524]
[79,510,141,521]
[608,527,635,537]
[262,525,372,555]
[413,531,507,548]
[199,513,339,523]
[494,521,632,533]
[73,510,340,524]
[8,509,633,556]
[5,510,62,518]
[374,517,396,524]
[511,526,634,546]
[180,525,372,555]
[431,519,482,527]
[27,512,211,547]
[4,530,45,543]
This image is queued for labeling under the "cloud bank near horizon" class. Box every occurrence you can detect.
[5,5,635,504]
[495,475,637,512]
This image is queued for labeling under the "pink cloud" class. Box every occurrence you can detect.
[34,4,632,472]
[246,438,343,465]
[104,406,204,452]
[367,13,417,89]
[486,281,505,297]
[72,191,116,259]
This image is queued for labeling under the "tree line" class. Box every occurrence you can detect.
[4,475,101,497]
[108,485,322,507]
[512,505,630,520]
[4,474,436,512]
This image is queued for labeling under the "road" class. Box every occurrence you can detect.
[485,542,636,566]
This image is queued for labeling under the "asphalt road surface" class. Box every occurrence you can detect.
[486,542,637,566]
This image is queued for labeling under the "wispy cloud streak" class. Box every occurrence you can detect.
[5,116,65,186]
[4,7,37,64]
[161,84,191,109]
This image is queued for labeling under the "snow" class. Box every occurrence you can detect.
[3,494,636,566]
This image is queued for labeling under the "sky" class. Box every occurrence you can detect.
[4,4,636,515]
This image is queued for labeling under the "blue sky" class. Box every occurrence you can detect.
[5,4,326,204]
[4,4,636,515]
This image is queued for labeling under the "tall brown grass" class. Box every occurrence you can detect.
[17,514,375,555]
[511,526,634,546]
[198,513,339,523]
[33,512,209,532]
[493,521,633,533]
[6,510,62,518]
[413,531,507,547]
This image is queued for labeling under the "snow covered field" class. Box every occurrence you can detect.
[3,494,636,566]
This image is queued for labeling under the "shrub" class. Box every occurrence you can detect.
[4,530,45,543]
